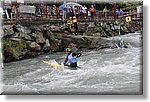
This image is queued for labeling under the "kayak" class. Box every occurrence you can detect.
[42,60,62,69]
[42,60,80,70]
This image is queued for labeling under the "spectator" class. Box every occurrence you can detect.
[35,4,41,16]
[4,4,12,19]
[75,7,80,19]
[116,7,123,19]
[103,6,108,19]
[56,7,60,19]
[3,0,12,19]
[67,17,73,33]
[89,5,95,20]
[52,5,57,18]
[0,6,3,19]
[72,16,78,35]
[136,2,143,18]
[11,5,17,19]
[81,5,87,19]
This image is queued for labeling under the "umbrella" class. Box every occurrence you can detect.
[59,2,82,11]
[65,2,82,7]
[59,2,83,20]
[59,3,71,11]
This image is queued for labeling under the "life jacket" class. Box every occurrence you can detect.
[73,19,77,23]
[67,19,72,25]
[68,53,78,64]
[67,19,73,29]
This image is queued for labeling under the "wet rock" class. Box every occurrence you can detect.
[27,41,41,51]
[13,24,25,33]
[50,39,62,52]
[88,22,95,28]
[3,25,14,37]
[3,39,28,62]
[43,30,55,42]
[9,38,22,41]
[10,32,20,38]
[78,23,87,34]
[2,20,142,62]
[30,26,42,32]
[23,27,32,34]
[50,25,62,32]
[62,35,116,49]
[43,39,51,52]
[19,33,32,41]
[88,37,116,49]
[35,31,45,44]
[92,27,107,37]
[121,26,129,34]
[4,48,27,62]
[30,33,37,38]
[61,38,72,48]
[68,43,78,52]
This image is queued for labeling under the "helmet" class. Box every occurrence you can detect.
[73,16,76,19]
[65,48,71,52]
[69,17,72,19]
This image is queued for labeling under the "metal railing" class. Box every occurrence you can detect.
[2,5,143,21]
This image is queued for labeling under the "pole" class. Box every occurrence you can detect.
[114,0,116,21]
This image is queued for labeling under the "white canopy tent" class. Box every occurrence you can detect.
[59,2,83,20]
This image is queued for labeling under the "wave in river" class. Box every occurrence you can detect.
[2,32,142,95]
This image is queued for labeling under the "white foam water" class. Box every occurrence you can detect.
[2,32,142,95]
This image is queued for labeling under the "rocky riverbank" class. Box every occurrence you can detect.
[2,20,142,62]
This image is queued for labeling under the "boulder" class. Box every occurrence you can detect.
[4,48,27,62]
[3,25,14,37]
[19,33,32,41]
[35,31,45,44]
[92,27,107,37]
[62,35,117,49]
[78,23,87,33]
[68,43,78,52]
[43,39,51,52]
[27,41,41,51]
[50,25,62,32]
[3,39,28,62]
[88,37,116,49]
[121,26,129,34]
[23,27,32,34]
[43,30,55,42]
[30,33,37,38]
[10,32,20,38]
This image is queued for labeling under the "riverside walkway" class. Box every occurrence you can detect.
[3,17,142,25]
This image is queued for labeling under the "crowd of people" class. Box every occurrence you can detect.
[0,2,143,20]
[0,3,97,20]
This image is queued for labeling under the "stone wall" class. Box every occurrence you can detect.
[2,20,142,62]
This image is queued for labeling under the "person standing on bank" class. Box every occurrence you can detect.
[72,16,78,35]
[67,16,73,33]
[81,5,87,19]
[116,7,123,19]
[64,48,81,70]
[89,5,95,20]
[103,6,108,19]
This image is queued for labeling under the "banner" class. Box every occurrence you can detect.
[18,5,35,14]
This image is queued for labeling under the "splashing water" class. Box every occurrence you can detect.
[2,32,142,95]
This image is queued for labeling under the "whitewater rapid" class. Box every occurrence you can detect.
[1,32,142,95]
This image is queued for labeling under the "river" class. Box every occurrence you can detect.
[1,32,142,95]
